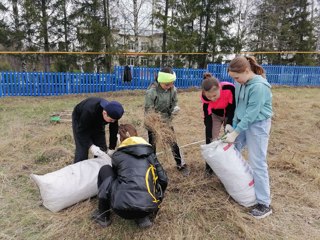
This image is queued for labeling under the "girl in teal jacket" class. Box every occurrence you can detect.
[223,56,273,219]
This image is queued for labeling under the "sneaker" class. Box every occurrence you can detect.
[177,164,190,176]
[250,204,272,219]
[135,216,153,229]
[91,209,112,227]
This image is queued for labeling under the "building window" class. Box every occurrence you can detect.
[140,42,149,51]
[127,57,135,66]
[128,42,135,51]
[140,58,148,66]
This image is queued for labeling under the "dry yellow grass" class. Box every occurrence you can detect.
[144,111,177,163]
[0,87,319,240]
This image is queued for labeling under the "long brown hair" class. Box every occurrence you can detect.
[201,72,219,91]
[228,56,266,78]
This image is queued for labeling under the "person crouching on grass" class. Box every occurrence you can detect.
[222,56,273,219]
[201,72,235,177]
[91,124,168,228]
[144,66,190,176]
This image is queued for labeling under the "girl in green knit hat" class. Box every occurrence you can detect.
[144,67,190,176]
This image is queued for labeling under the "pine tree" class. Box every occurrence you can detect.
[154,0,235,68]
[248,0,316,65]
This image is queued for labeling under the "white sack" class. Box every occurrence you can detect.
[30,155,111,212]
[201,140,256,207]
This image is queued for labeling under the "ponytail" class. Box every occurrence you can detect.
[245,56,266,78]
[228,56,266,78]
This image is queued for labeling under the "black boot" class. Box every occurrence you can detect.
[92,209,111,227]
[135,216,153,228]
[92,198,112,227]
[204,164,215,178]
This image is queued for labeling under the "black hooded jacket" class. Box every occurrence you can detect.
[72,97,118,149]
[100,137,168,219]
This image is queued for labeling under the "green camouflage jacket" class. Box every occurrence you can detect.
[144,82,178,120]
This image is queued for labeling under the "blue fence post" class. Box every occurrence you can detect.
[0,72,2,97]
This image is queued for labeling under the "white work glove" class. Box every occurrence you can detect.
[172,106,180,115]
[221,131,239,143]
[225,124,234,133]
[107,149,116,157]
[89,145,106,157]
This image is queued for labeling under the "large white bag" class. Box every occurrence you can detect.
[201,140,256,207]
[30,155,111,213]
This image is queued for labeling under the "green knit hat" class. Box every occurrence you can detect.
[157,71,176,83]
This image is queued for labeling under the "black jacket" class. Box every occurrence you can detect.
[109,137,168,218]
[73,97,118,149]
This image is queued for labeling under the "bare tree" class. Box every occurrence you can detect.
[233,0,257,53]
[117,0,152,65]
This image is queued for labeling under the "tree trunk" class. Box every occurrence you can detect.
[197,1,204,68]
[162,0,169,65]
[62,0,70,71]
[200,1,210,68]
[133,0,139,65]
[41,0,50,72]
[63,0,69,52]
[103,0,112,72]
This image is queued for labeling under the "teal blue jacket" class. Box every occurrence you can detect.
[233,75,273,133]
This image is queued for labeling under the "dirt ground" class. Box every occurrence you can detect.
[0,87,319,240]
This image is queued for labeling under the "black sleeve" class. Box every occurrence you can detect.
[203,101,212,144]
[108,121,119,149]
[224,85,236,125]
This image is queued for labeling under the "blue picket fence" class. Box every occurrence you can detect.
[0,72,116,97]
[0,64,319,97]
[207,64,320,86]
[114,66,207,91]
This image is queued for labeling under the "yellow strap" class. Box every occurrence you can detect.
[145,165,159,203]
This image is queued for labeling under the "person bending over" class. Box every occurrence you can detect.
[72,97,124,163]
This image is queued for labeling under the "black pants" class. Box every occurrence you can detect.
[97,165,115,218]
[147,126,184,166]
[72,111,107,163]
